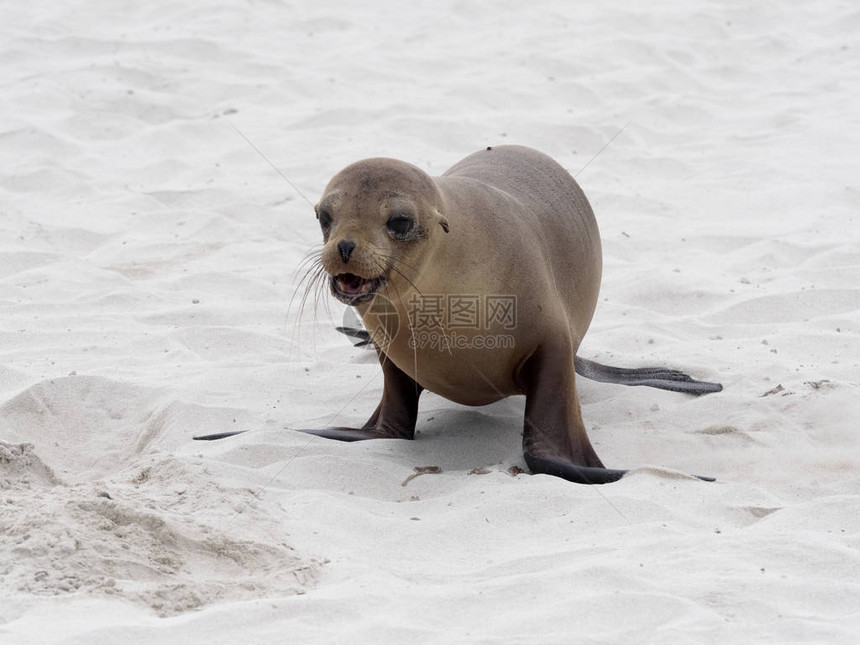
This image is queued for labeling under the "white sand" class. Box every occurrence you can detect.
[2,1,859,642]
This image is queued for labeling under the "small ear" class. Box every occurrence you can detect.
[434,210,450,234]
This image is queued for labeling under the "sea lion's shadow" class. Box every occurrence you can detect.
[395,399,524,472]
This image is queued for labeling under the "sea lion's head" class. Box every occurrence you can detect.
[315,158,449,306]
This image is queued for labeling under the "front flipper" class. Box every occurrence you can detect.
[294,425,410,442]
[521,344,622,485]
[194,430,249,441]
[522,344,716,485]
[524,454,716,484]
[195,350,420,444]
[295,349,422,442]
[524,452,627,484]
[192,426,405,443]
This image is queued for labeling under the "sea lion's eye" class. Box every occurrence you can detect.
[317,209,332,232]
[386,215,414,237]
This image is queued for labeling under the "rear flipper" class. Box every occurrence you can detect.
[574,356,722,395]
[335,326,373,348]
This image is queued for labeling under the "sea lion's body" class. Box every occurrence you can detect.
[196,145,721,484]
[359,146,601,407]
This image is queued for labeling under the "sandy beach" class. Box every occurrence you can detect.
[2,1,859,642]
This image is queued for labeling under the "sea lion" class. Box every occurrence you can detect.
[199,145,721,484]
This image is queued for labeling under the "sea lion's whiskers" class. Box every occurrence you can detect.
[289,258,334,353]
[294,248,324,273]
[374,251,418,272]
[288,250,323,309]
[290,255,325,321]
[382,259,421,296]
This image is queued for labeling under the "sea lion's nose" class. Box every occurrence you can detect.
[338,240,356,263]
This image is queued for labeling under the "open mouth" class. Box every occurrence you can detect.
[330,273,386,304]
